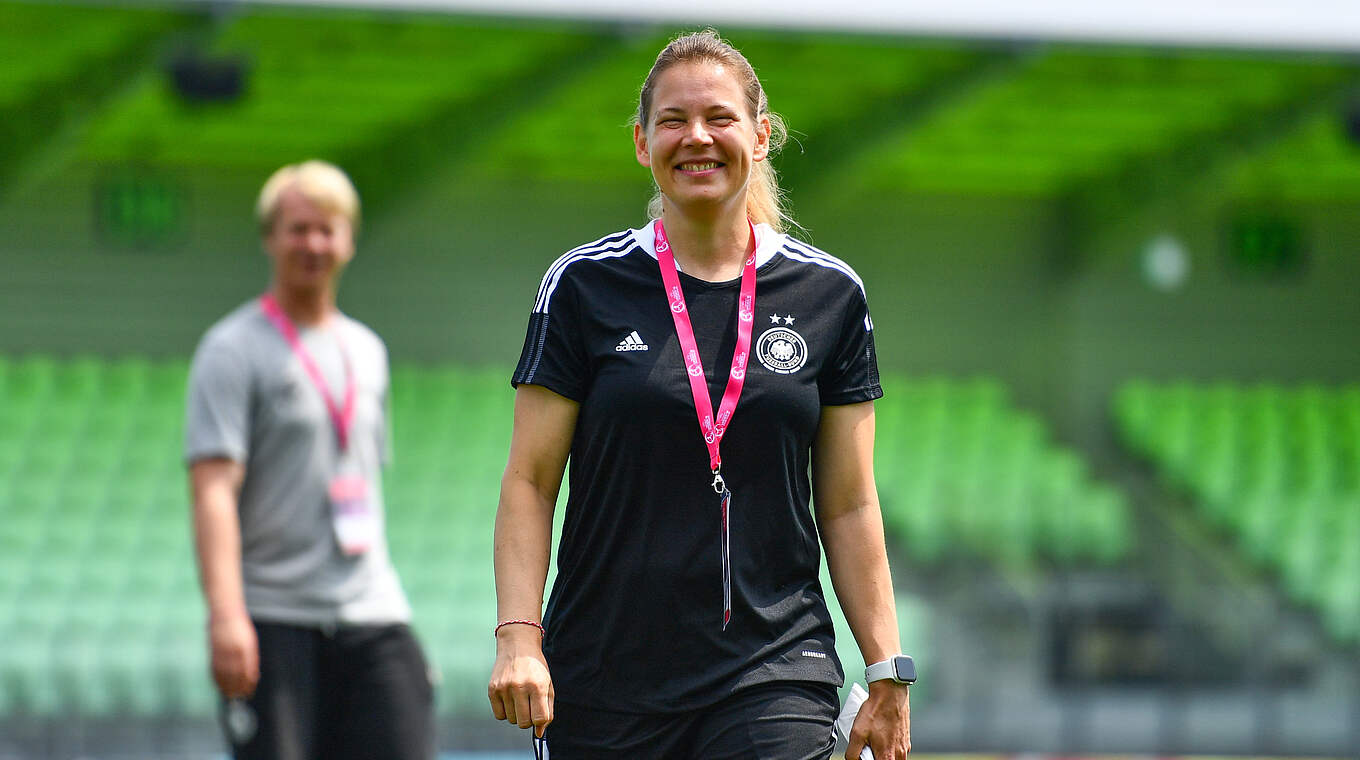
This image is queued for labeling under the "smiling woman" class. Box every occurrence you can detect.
[632,31,792,237]
[488,30,913,760]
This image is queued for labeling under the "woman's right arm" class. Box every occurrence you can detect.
[488,384,579,738]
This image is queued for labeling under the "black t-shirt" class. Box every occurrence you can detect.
[512,223,883,713]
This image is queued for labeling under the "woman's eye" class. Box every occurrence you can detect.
[710,117,734,126]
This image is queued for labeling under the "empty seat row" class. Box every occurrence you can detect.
[877,376,1133,568]
[1115,380,1360,644]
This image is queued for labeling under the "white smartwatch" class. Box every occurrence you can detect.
[865,654,916,685]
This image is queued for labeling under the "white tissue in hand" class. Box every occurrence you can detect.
[835,682,874,760]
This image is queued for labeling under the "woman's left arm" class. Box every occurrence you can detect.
[813,401,911,759]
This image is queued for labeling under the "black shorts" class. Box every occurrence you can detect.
[543,680,838,760]
[220,621,435,760]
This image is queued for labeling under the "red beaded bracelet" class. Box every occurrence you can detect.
[494,619,545,637]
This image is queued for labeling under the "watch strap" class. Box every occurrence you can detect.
[865,654,915,684]
[865,658,898,683]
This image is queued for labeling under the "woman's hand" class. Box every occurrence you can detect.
[488,626,555,737]
[846,681,911,759]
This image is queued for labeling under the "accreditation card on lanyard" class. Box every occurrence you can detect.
[260,294,376,556]
[654,218,758,630]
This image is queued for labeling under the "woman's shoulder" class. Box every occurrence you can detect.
[530,227,645,311]
[548,227,643,272]
[771,233,867,298]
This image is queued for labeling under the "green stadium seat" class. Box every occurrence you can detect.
[101,356,151,400]
[0,636,60,716]
[51,632,113,717]
[51,356,104,401]
[5,470,64,518]
[1115,380,1360,647]
[0,506,43,557]
[1320,538,1360,643]
[7,355,56,401]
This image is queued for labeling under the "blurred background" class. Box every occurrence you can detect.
[1,1,1358,758]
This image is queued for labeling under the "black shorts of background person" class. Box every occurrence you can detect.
[222,622,434,760]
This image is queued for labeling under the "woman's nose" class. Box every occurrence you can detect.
[682,120,713,145]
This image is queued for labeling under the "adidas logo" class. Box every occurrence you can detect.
[615,330,649,352]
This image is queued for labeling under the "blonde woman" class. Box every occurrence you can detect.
[489,32,913,759]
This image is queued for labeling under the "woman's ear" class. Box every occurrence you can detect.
[753,115,771,162]
[634,122,651,167]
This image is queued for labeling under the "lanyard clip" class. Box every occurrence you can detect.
[711,466,726,494]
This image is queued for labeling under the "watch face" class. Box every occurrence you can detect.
[893,655,917,683]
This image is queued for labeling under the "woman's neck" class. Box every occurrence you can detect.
[268,282,336,327]
[659,207,754,282]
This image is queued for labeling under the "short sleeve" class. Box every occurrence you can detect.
[184,334,252,464]
[511,270,590,401]
[818,287,883,406]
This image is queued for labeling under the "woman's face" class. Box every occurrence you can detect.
[634,60,770,219]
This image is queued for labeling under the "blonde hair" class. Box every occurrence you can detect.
[634,30,792,233]
[255,160,361,235]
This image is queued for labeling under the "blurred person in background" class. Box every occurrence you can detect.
[185,160,434,760]
[488,30,913,759]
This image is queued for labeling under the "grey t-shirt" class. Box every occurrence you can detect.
[185,299,410,626]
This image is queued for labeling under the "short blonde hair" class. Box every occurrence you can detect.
[256,160,361,236]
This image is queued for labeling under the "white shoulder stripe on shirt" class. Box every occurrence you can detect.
[779,239,866,293]
[778,239,873,332]
[533,230,636,314]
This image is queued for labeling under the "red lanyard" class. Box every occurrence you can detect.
[653,218,758,493]
[259,293,356,452]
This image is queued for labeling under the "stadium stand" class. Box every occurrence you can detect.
[1115,380,1360,645]
[0,3,187,186]
[877,376,1132,569]
[1227,108,1360,202]
[842,48,1355,196]
[6,2,1357,214]
[733,35,985,139]
[468,31,988,183]
[79,10,601,174]
[0,356,945,717]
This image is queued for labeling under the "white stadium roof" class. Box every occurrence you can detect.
[208,0,1360,53]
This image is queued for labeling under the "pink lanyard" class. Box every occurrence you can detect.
[654,219,757,631]
[259,293,356,452]
[654,218,758,492]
